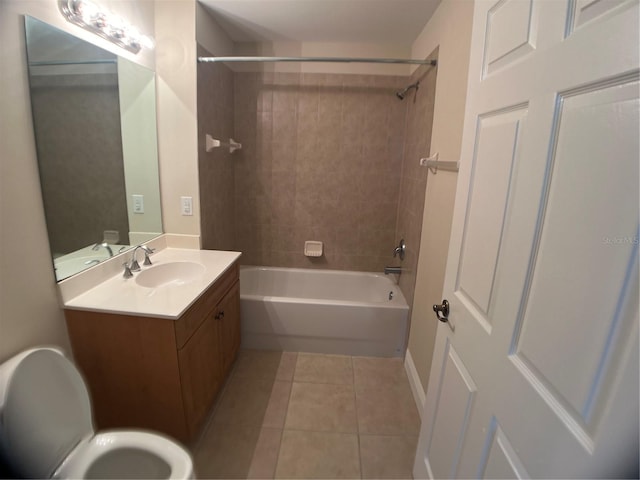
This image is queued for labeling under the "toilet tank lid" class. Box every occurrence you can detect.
[0,349,93,478]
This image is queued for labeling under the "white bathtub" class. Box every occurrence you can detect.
[240,266,409,357]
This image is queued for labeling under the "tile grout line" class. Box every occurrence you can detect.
[272,351,298,479]
[352,355,364,480]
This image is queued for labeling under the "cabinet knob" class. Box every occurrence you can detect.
[215,311,225,320]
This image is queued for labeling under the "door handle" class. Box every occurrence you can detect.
[433,299,454,331]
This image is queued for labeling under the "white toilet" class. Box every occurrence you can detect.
[0,347,194,479]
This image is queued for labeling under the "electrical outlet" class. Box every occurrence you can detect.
[181,196,193,216]
[133,194,144,214]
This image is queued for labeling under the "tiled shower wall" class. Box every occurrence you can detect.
[395,55,438,309]
[198,45,236,251]
[197,61,437,307]
[30,74,129,255]
[233,72,412,272]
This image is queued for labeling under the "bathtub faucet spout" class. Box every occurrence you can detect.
[384,266,403,275]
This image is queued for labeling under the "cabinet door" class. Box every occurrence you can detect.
[177,311,222,438]
[218,281,241,375]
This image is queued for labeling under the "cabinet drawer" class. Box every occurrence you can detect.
[174,262,238,348]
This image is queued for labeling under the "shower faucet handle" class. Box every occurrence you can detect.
[393,239,406,260]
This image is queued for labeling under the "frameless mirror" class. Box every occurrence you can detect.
[24,16,163,281]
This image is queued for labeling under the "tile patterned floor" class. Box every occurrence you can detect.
[192,350,420,479]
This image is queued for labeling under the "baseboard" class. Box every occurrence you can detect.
[165,234,201,249]
[404,348,426,420]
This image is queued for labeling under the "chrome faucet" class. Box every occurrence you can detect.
[92,242,113,257]
[128,245,155,272]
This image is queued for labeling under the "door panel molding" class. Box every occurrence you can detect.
[509,75,639,436]
[456,105,528,333]
[478,417,530,479]
[484,0,536,76]
[426,340,478,478]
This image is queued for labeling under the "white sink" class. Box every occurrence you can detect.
[135,261,206,288]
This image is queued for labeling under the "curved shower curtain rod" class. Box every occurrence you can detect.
[197,56,437,66]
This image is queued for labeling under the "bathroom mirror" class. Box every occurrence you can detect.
[24,16,163,281]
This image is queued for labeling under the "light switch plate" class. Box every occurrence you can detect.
[181,196,193,216]
[133,194,144,214]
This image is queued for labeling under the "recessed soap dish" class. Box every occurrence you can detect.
[304,241,323,257]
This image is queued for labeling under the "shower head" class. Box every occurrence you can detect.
[395,81,420,100]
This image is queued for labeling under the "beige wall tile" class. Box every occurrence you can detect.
[198,45,235,251]
[231,69,439,273]
[393,57,437,311]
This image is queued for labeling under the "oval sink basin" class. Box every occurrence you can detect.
[135,262,206,288]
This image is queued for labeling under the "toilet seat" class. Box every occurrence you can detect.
[0,349,193,479]
[54,431,193,479]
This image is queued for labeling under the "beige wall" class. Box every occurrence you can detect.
[196,2,234,57]
[0,0,154,362]
[155,0,201,241]
[406,0,475,397]
[119,57,163,243]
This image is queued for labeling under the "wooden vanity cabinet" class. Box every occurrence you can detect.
[64,262,240,444]
[218,281,241,375]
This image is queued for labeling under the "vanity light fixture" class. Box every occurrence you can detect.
[58,0,154,54]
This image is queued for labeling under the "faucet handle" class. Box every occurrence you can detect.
[140,245,155,266]
[123,263,133,278]
[130,257,141,272]
[393,239,406,260]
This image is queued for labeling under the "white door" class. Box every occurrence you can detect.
[414,0,639,478]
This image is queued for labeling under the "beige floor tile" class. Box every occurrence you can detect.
[248,427,283,479]
[360,434,418,479]
[353,356,411,389]
[233,349,283,380]
[294,353,354,385]
[194,423,262,479]
[213,375,275,426]
[263,381,292,428]
[275,430,360,479]
[285,382,357,433]
[276,352,298,381]
[356,384,420,435]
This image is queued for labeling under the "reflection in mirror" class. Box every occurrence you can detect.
[24,16,162,281]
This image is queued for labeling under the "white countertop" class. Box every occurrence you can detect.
[63,248,242,319]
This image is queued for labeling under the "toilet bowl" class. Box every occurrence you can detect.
[0,347,193,479]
